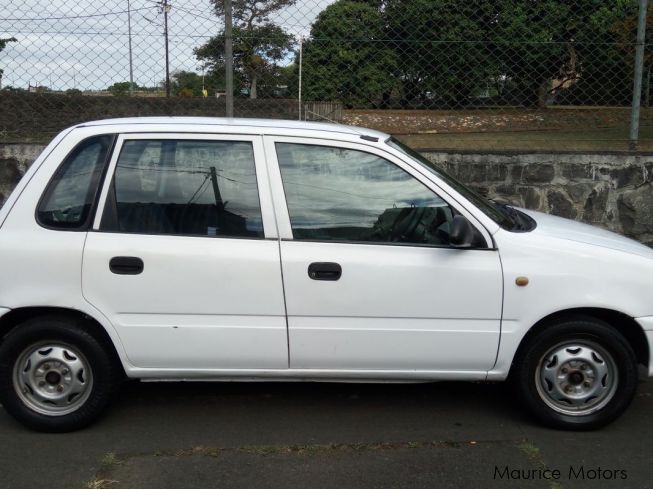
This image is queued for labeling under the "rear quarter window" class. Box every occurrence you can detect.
[37,134,114,230]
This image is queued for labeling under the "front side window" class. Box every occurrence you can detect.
[37,135,114,229]
[101,139,263,238]
[276,143,457,246]
[386,138,519,230]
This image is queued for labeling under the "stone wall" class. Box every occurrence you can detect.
[0,143,44,207]
[423,151,653,246]
[1,143,652,246]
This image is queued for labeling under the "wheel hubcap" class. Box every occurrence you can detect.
[12,343,93,416]
[535,341,618,416]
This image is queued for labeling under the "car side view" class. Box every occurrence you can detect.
[0,117,651,432]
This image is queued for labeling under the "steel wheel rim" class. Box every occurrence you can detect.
[535,339,618,417]
[12,342,93,416]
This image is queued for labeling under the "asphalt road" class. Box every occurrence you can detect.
[0,376,652,489]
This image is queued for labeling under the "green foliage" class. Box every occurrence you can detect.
[211,0,296,28]
[487,0,637,107]
[198,0,296,99]
[0,37,16,52]
[0,37,17,85]
[384,0,492,107]
[65,88,82,96]
[195,24,294,99]
[302,1,397,107]
[107,81,139,96]
[300,0,636,108]
[169,70,224,97]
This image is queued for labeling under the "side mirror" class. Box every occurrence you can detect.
[449,215,476,248]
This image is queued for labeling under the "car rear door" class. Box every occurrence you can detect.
[265,136,503,374]
[82,133,288,370]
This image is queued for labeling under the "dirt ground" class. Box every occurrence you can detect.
[343,107,653,152]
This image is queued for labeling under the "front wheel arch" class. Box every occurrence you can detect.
[511,308,649,376]
[511,314,639,429]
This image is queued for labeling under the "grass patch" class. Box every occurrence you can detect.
[85,479,118,489]
[516,441,563,489]
[517,441,541,459]
[101,452,124,468]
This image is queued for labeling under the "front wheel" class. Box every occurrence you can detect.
[514,316,638,430]
[0,316,121,432]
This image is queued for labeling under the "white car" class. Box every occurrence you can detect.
[0,117,651,432]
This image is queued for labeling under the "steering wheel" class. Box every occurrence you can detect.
[390,206,426,242]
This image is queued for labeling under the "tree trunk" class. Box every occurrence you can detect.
[250,75,257,99]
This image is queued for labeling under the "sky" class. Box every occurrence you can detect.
[0,0,334,90]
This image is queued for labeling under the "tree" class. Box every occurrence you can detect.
[212,0,296,28]
[0,37,17,89]
[488,0,635,107]
[196,24,294,99]
[384,0,493,108]
[301,1,398,108]
[171,71,202,96]
[169,70,227,97]
[300,0,635,109]
[107,81,139,96]
[196,0,296,99]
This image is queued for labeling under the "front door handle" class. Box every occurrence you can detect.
[109,256,144,275]
[308,262,342,281]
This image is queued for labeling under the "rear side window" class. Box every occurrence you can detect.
[37,135,114,229]
[100,139,264,238]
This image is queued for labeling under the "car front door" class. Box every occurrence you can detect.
[265,137,503,374]
[82,133,288,370]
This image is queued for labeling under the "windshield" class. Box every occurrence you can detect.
[386,137,515,230]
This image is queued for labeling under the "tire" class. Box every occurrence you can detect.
[513,315,638,430]
[0,315,121,432]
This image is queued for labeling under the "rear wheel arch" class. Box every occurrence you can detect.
[0,307,126,378]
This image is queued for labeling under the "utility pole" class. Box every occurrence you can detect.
[629,0,649,151]
[225,0,234,117]
[163,0,171,98]
[128,0,134,95]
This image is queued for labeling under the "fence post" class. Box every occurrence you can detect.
[629,0,649,151]
[163,0,170,98]
[224,0,234,118]
[298,36,303,120]
[127,0,134,96]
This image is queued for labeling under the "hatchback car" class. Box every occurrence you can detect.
[0,117,651,432]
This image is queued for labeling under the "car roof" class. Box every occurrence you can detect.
[76,117,389,140]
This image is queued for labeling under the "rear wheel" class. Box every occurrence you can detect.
[514,316,638,430]
[0,315,121,432]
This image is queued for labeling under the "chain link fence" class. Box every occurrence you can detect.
[0,0,651,151]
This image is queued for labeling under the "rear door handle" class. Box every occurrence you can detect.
[109,256,144,275]
[308,262,342,281]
